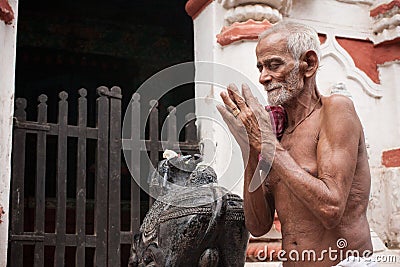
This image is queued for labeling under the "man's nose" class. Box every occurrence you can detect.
[259,68,272,85]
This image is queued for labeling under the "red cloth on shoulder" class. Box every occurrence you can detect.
[265,105,287,141]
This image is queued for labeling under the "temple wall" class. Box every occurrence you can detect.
[0,0,18,265]
[369,61,400,248]
[191,0,400,248]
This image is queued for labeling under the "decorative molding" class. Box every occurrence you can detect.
[184,0,290,21]
[372,4,400,20]
[219,0,283,9]
[371,25,400,45]
[372,13,400,33]
[224,4,282,24]
[216,19,272,46]
[185,0,213,19]
[217,0,291,25]
[320,33,382,98]
[370,1,400,44]
[370,0,400,17]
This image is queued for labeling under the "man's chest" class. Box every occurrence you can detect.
[270,122,323,226]
[279,121,320,177]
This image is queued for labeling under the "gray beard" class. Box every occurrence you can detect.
[265,64,302,106]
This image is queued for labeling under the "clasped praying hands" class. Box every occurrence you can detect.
[216,83,278,162]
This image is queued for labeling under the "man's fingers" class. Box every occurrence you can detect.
[228,84,247,110]
[242,83,259,107]
[217,104,249,146]
[216,104,236,125]
[217,104,248,131]
[220,91,240,113]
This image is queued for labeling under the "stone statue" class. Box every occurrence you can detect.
[128,152,249,267]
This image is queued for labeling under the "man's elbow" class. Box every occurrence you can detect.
[320,205,343,230]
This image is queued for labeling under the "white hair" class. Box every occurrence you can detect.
[259,21,321,62]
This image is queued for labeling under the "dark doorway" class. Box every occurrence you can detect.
[12,0,194,266]
[16,0,194,122]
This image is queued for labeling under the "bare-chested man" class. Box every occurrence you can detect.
[217,22,373,266]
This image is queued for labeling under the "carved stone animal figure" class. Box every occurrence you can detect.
[129,154,249,267]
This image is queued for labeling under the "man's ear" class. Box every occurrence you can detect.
[299,50,319,78]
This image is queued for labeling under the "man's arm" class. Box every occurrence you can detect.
[266,95,360,229]
[216,83,279,236]
[243,150,275,237]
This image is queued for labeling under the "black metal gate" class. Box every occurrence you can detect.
[8,86,199,266]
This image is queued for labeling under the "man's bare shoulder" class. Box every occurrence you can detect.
[320,94,362,139]
[321,94,356,114]
[320,94,360,122]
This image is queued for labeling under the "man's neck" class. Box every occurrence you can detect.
[282,80,321,133]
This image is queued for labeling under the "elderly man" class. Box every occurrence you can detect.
[217,22,374,266]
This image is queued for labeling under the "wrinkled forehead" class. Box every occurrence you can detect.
[256,32,291,59]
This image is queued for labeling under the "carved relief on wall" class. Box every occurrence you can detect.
[217,0,291,25]
[185,0,292,45]
[370,0,400,45]
[318,32,382,98]
[216,19,273,46]
[215,0,292,46]
[224,4,282,25]
[219,0,283,9]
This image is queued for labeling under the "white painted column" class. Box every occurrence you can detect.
[193,2,249,196]
[193,0,285,197]
[0,0,18,265]
[368,61,400,248]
